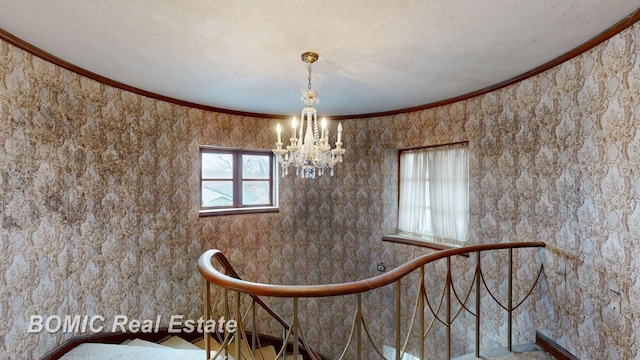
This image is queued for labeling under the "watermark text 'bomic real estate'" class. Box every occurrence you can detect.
[27,315,237,334]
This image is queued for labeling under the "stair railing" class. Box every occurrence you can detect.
[198,242,546,360]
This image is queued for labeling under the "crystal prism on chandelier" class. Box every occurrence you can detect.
[273,52,345,179]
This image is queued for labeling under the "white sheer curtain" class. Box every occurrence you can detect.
[398,144,468,243]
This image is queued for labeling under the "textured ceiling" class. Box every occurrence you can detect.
[0,1,639,117]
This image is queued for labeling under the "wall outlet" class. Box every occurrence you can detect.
[377,262,386,272]
[608,288,622,314]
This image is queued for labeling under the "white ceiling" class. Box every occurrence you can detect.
[0,1,639,117]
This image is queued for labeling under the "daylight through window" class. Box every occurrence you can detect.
[200,147,277,214]
[398,143,469,245]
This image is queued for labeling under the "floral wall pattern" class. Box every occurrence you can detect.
[0,19,639,359]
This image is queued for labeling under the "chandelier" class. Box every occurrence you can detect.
[273,52,345,179]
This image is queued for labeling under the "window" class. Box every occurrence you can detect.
[396,143,469,245]
[200,147,278,216]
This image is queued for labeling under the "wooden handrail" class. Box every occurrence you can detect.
[198,241,546,298]
[202,247,292,330]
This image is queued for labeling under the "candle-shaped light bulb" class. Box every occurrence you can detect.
[337,122,343,143]
[276,123,282,143]
[291,117,297,139]
[321,117,327,141]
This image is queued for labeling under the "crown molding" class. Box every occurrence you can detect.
[1,7,639,120]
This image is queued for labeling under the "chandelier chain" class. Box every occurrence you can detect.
[307,63,312,90]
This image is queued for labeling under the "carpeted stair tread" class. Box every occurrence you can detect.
[159,335,202,350]
[453,344,555,360]
[227,337,252,359]
[60,336,305,360]
[192,336,235,359]
[124,338,167,348]
[253,345,277,360]
[59,343,207,360]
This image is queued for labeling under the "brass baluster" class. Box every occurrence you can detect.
[395,279,401,360]
[419,266,425,360]
[282,328,287,360]
[446,257,452,360]
[475,252,481,358]
[224,288,230,357]
[252,300,257,358]
[204,280,211,359]
[356,294,362,360]
[508,248,513,352]
[235,291,241,360]
[293,298,299,359]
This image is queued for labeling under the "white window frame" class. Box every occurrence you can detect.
[199,146,279,217]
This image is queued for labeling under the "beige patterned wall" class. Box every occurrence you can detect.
[1,19,639,359]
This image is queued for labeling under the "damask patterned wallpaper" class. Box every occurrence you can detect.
[1,20,639,359]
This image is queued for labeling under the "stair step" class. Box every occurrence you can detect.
[192,335,294,360]
[253,345,277,360]
[229,338,252,359]
[159,335,202,350]
[123,338,166,348]
[60,343,207,359]
[192,335,235,359]
[60,335,306,360]
[454,344,555,360]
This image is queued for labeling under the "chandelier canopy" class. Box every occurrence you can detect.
[273,52,345,179]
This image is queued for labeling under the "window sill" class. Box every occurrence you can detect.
[382,234,468,256]
[199,207,279,217]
